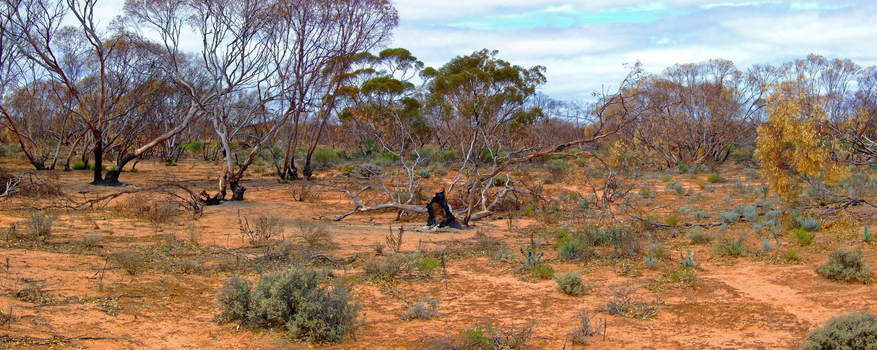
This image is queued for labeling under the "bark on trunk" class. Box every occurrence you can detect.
[426,191,462,229]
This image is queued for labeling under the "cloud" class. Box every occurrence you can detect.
[391,0,877,100]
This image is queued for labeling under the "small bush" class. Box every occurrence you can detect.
[802,311,877,350]
[797,216,821,232]
[719,211,741,224]
[558,239,593,261]
[294,220,335,251]
[235,268,358,343]
[529,263,555,280]
[556,272,590,296]
[312,148,344,170]
[216,276,251,323]
[238,214,285,245]
[25,212,57,242]
[364,255,404,280]
[816,249,871,283]
[665,181,685,195]
[665,214,681,227]
[414,256,440,276]
[713,235,747,257]
[72,161,88,170]
[688,229,713,244]
[402,298,439,321]
[109,251,146,275]
[794,228,816,246]
[706,174,723,183]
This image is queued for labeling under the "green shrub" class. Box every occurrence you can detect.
[530,263,555,280]
[285,283,359,343]
[665,214,681,227]
[719,211,741,224]
[72,161,88,170]
[184,140,205,154]
[688,229,712,244]
[216,276,251,323]
[555,272,590,296]
[235,268,358,343]
[794,228,816,246]
[643,256,659,268]
[364,255,404,280]
[713,235,747,257]
[558,239,593,261]
[816,249,871,283]
[415,256,440,276]
[865,226,873,243]
[706,174,723,183]
[312,148,344,170]
[802,311,877,350]
[797,216,821,232]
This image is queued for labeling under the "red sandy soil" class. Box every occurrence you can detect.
[1,159,875,349]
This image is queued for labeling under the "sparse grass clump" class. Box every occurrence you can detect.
[570,311,603,345]
[602,283,657,320]
[459,323,532,350]
[688,229,713,244]
[713,234,747,257]
[555,272,591,296]
[217,268,359,343]
[796,216,821,232]
[109,251,146,275]
[25,212,57,242]
[238,213,285,245]
[706,173,723,183]
[402,298,440,321]
[802,311,877,350]
[558,239,593,261]
[816,249,871,283]
[363,255,404,280]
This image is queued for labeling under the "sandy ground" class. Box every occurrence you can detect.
[1,159,875,349]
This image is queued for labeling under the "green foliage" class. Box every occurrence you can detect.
[364,255,404,280]
[555,272,590,296]
[802,311,877,350]
[184,140,205,154]
[643,256,659,268]
[713,235,747,257]
[706,174,723,183]
[865,226,873,243]
[792,227,815,245]
[665,181,685,195]
[558,239,593,261]
[220,268,358,343]
[414,256,440,276]
[796,216,821,232]
[216,276,251,324]
[665,214,681,227]
[681,250,697,268]
[816,249,871,283]
[72,161,88,170]
[529,263,555,280]
[312,148,345,170]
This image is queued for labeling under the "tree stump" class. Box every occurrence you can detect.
[426,191,462,229]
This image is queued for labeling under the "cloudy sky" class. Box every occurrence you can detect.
[390,0,877,100]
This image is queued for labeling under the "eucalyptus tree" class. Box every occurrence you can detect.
[269,0,398,181]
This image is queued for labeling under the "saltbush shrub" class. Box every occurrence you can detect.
[217,268,359,343]
[801,311,877,350]
[556,272,590,296]
[25,212,57,242]
[816,249,871,283]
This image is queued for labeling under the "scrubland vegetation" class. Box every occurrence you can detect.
[0,0,876,349]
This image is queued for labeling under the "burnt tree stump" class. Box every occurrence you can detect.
[426,191,462,229]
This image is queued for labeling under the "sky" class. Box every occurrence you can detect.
[390,0,877,100]
[91,0,877,101]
